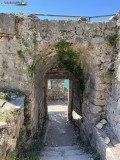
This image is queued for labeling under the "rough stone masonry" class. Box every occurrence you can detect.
[48,79,68,100]
[0,10,120,160]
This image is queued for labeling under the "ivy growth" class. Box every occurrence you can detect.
[18,50,27,63]
[15,23,37,78]
[55,39,85,93]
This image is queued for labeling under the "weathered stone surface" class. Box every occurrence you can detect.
[0,122,7,129]
[96,123,103,129]
[0,13,15,34]
[91,37,104,44]
[48,79,68,100]
[90,103,102,113]
[104,137,110,144]
[100,119,107,125]
[0,96,25,160]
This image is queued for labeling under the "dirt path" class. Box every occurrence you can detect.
[39,100,93,160]
[45,112,76,147]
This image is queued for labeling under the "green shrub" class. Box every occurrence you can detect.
[108,34,120,47]
[7,150,18,160]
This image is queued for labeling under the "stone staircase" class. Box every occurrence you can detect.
[39,145,92,160]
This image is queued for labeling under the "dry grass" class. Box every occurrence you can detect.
[0,109,11,122]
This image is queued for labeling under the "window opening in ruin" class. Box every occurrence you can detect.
[48,80,52,89]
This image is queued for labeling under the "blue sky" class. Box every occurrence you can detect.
[0,0,120,21]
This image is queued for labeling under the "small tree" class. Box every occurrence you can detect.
[19,11,24,15]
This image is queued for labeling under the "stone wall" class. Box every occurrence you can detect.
[107,12,120,141]
[48,79,68,100]
[0,10,120,160]
[0,96,25,160]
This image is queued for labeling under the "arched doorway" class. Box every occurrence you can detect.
[33,53,83,131]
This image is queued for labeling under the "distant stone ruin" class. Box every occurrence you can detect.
[48,79,68,100]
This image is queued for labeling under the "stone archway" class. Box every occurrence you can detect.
[0,11,120,159]
[32,52,83,131]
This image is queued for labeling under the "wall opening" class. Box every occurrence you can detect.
[33,53,83,133]
[47,79,69,119]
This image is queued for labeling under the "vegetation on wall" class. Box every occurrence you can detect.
[100,71,115,83]
[15,23,37,78]
[77,135,100,160]
[16,19,87,94]
[0,92,9,100]
[103,34,120,83]
[55,38,86,92]
[12,11,24,16]
[0,109,11,122]
[7,128,44,160]
[108,34,120,47]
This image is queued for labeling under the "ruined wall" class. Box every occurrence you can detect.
[0,10,120,160]
[107,15,120,141]
[0,96,25,160]
[48,79,68,100]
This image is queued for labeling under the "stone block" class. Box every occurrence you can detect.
[0,13,15,34]
[90,103,102,113]
[104,30,116,37]
[106,21,117,28]
[100,119,107,125]
[96,122,103,129]
[0,122,7,128]
[91,98,107,106]
[91,37,104,44]
[104,137,110,144]
[113,123,120,141]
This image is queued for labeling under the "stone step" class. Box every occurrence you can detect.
[41,149,84,157]
[40,154,90,160]
[39,145,91,160]
[44,145,80,152]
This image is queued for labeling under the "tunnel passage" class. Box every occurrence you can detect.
[46,68,83,119]
[33,53,83,132]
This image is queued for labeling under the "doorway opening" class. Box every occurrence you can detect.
[45,78,78,147]
[47,79,69,115]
